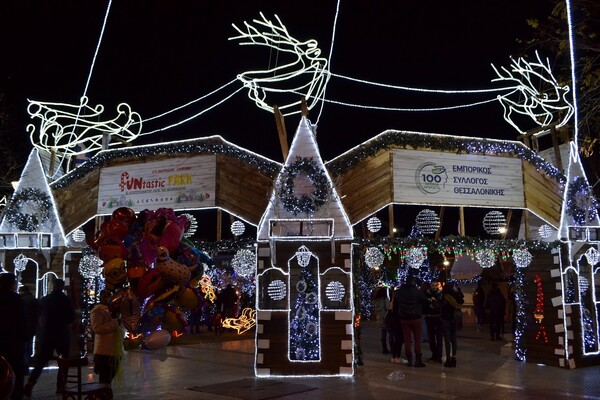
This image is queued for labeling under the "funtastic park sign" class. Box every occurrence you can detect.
[392,149,525,208]
[97,155,216,214]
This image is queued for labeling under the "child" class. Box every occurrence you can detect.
[212,312,224,335]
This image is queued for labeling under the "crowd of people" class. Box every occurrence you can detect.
[373,276,509,368]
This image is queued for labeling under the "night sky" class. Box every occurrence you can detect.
[0,1,558,239]
[1,1,555,163]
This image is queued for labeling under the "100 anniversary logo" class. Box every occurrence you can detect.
[415,162,447,194]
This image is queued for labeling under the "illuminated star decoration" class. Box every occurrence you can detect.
[491,51,574,133]
[229,12,329,117]
[27,96,142,176]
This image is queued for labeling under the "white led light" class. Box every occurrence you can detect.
[584,247,599,266]
[181,213,198,238]
[364,247,384,269]
[476,249,496,269]
[229,13,329,117]
[267,279,286,301]
[366,217,382,233]
[325,281,345,302]
[406,246,427,269]
[483,211,507,235]
[295,245,313,268]
[415,209,440,235]
[491,51,574,134]
[538,224,554,239]
[513,248,533,269]
[231,220,246,236]
[231,249,256,277]
[579,276,589,294]
[71,228,86,243]
[79,253,103,280]
[13,253,28,272]
[27,97,142,175]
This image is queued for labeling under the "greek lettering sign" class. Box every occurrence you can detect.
[97,155,216,214]
[392,149,524,207]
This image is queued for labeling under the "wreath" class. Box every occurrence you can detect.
[4,188,52,232]
[279,157,330,215]
[566,177,599,225]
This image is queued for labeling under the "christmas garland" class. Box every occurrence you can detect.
[279,157,330,215]
[566,176,599,224]
[4,188,52,231]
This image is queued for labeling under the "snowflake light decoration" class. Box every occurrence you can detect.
[513,248,533,269]
[406,246,427,269]
[365,247,384,269]
[325,281,345,302]
[79,251,103,280]
[476,249,496,268]
[267,279,286,301]
[231,249,255,277]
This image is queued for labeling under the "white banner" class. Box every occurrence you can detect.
[393,149,524,207]
[97,155,216,214]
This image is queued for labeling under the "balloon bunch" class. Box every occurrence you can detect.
[89,207,214,350]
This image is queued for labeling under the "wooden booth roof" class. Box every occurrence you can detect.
[50,130,565,236]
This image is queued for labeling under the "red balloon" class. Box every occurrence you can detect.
[112,207,136,226]
[101,219,129,240]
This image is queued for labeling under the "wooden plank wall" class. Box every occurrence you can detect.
[332,150,392,224]
[216,154,274,225]
[522,161,562,227]
[522,250,562,366]
[52,168,101,234]
[255,241,353,376]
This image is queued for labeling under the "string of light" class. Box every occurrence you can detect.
[316,0,341,125]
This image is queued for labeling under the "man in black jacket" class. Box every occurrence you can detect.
[393,276,430,367]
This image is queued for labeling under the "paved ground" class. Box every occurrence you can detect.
[25,322,600,399]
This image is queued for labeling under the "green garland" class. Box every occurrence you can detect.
[279,157,330,215]
[4,187,52,232]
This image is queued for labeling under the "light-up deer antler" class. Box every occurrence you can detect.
[229,12,329,116]
[491,51,574,133]
[27,96,142,177]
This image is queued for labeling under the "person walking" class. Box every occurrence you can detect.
[91,291,123,384]
[440,282,464,368]
[372,286,391,354]
[388,285,404,364]
[423,281,443,363]
[0,273,28,400]
[18,285,39,371]
[472,281,486,332]
[24,279,75,397]
[220,284,238,319]
[485,282,506,341]
[393,276,430,367]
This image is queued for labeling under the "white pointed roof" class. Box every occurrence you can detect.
[558,141,600,239]
[0,149,66,246]
[257,117,353,241]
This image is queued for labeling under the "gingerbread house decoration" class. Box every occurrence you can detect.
[254,117,355,376]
